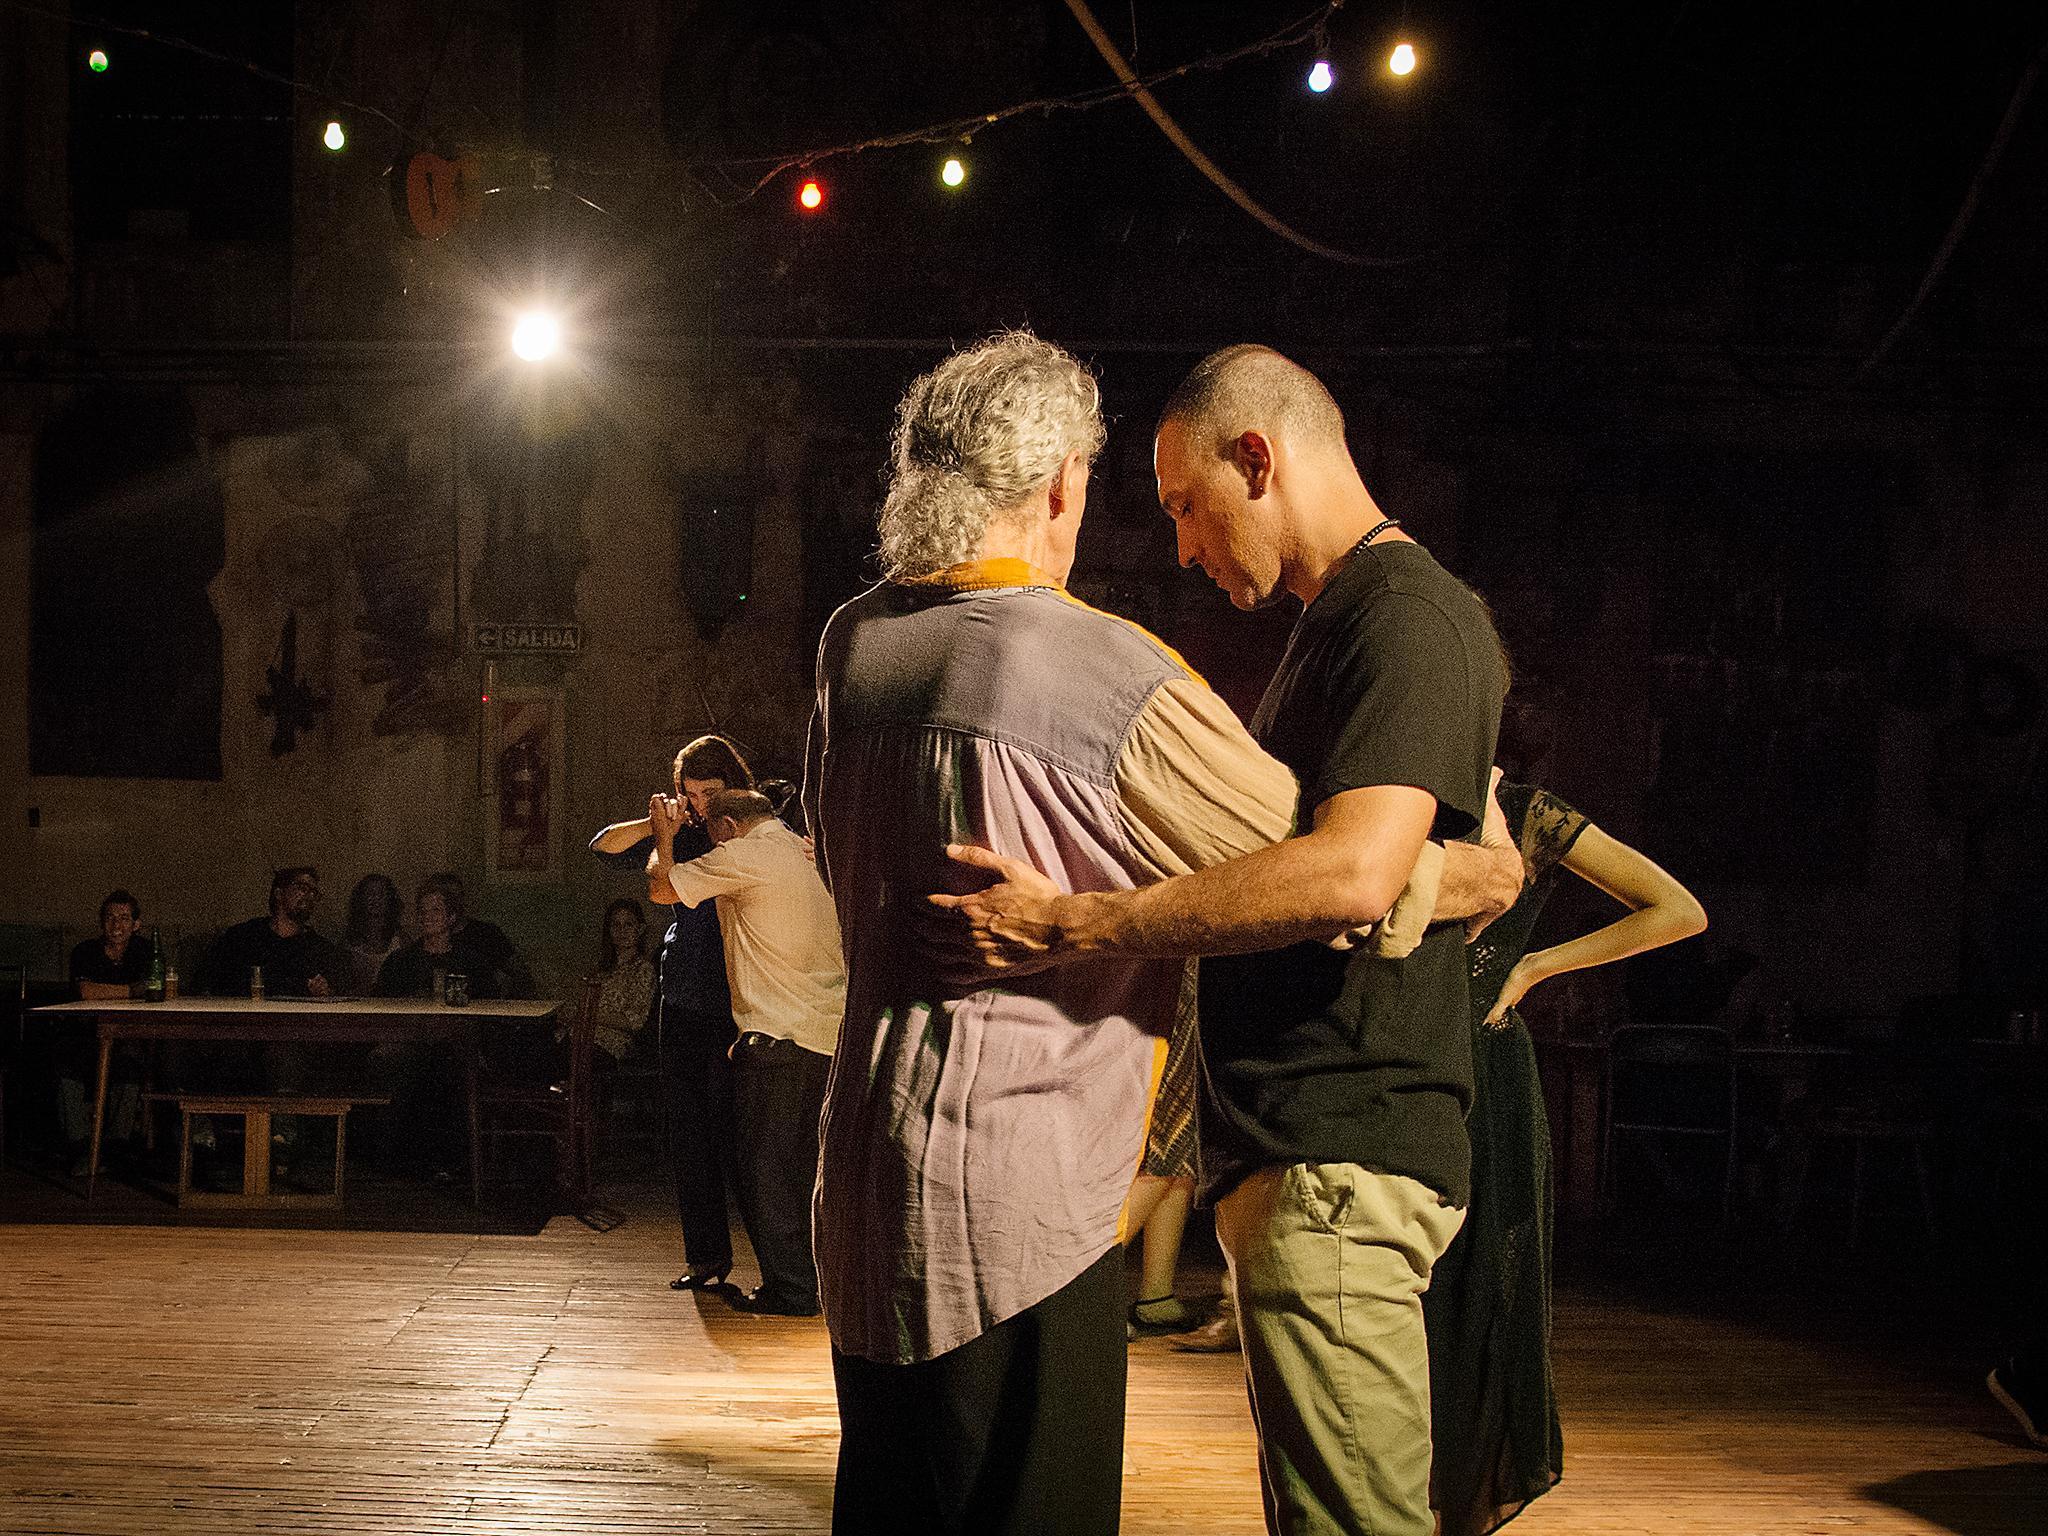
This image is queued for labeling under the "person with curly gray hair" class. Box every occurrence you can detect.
[874,328,1106,581]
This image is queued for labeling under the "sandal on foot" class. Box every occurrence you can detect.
[670,1264,732,1291]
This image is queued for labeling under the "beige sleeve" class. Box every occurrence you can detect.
[1115,675,1296,880]
[1116,675,1444,956]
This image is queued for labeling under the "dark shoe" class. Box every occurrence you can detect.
[728,1288,819,1318]
[1128,1294,1195,1338]
[1989,1361,2047,1447]
[669,1264,733,1291]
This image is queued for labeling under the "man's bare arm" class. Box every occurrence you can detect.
[935,785,1437,971]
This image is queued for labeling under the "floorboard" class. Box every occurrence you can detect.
[0,1185,2039,1534]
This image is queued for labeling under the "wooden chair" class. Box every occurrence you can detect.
[1800,1051,1944,1247]
[477,977,598,1206]
[599,1041,666,1171]
[1600,1024,1739,1224]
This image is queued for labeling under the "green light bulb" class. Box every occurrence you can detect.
[88,49,109,73]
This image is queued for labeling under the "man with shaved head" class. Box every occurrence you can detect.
[940,343,1512,1536]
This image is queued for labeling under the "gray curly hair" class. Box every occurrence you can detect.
[878,330,1107,580]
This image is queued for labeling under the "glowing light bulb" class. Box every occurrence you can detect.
[941,157,967,189]
[322,120,346,151]
[1307,60,1334,93]
[87,49,109,73]
[510,311,561,363]
[798,179,824,211]
[1389,42,1418,76]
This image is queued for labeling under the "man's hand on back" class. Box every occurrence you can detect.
[926,845,1069,978]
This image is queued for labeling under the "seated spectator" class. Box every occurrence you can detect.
[375,875,530,1001]
[592,898,656,1063]
[70,889,149,1000]
[439,871,533,996]
[200,867,348,998]
[56,890,150,1170]
[345,873,405,996]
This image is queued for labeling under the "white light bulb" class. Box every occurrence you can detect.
[322,120,345,151]
[510,312,561,363]
[1390,42,1418,76]
[1308,60,1334,93]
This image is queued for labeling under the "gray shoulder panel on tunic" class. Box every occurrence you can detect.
[819,583,1185,782]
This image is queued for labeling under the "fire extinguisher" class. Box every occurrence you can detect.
[500,735,547,865]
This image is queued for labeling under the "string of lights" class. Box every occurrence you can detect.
[1,0,411,140]
[561,1,1353,204]
[17,0,1441,269]
[13,0,1362,214]
[1853,34,2048,381]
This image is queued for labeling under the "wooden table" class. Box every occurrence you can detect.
[28,997,560,1205]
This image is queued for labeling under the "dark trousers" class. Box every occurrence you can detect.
[661,1013,738,1274]
[731,1032,831,1307]
[830,1245,1127,1536]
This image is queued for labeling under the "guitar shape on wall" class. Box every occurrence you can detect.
[393,152,487,240]
[256,611,331,757]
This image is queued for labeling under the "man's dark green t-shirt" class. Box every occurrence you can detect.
[1197,539,1506,1208]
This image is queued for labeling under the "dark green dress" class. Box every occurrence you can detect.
[1426,783,1588,1536]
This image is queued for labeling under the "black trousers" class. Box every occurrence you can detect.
[660,1013,738,1274]
[731,1033,831,1306]
[830,1245,1127,1536]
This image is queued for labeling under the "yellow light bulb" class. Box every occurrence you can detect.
[1389,42,1418,76]
[941,157,967,189]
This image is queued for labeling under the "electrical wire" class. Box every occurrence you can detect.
[1854,34,2048,381]
[385,0,464,174]
[559,2,1348,205]
[1062,0,1416,267]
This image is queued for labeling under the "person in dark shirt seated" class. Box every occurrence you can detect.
[201,867,349,998]
[70,888,150,1000]
[441,871,533,998]
[374,873,531,1000]
[371,875,534,1168]
[56,889,151,1171]
[195,870,354,1149]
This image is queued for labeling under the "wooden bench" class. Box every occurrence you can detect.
[151,1093,390,1210]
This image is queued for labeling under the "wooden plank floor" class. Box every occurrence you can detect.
[0,1193,2040,1534]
